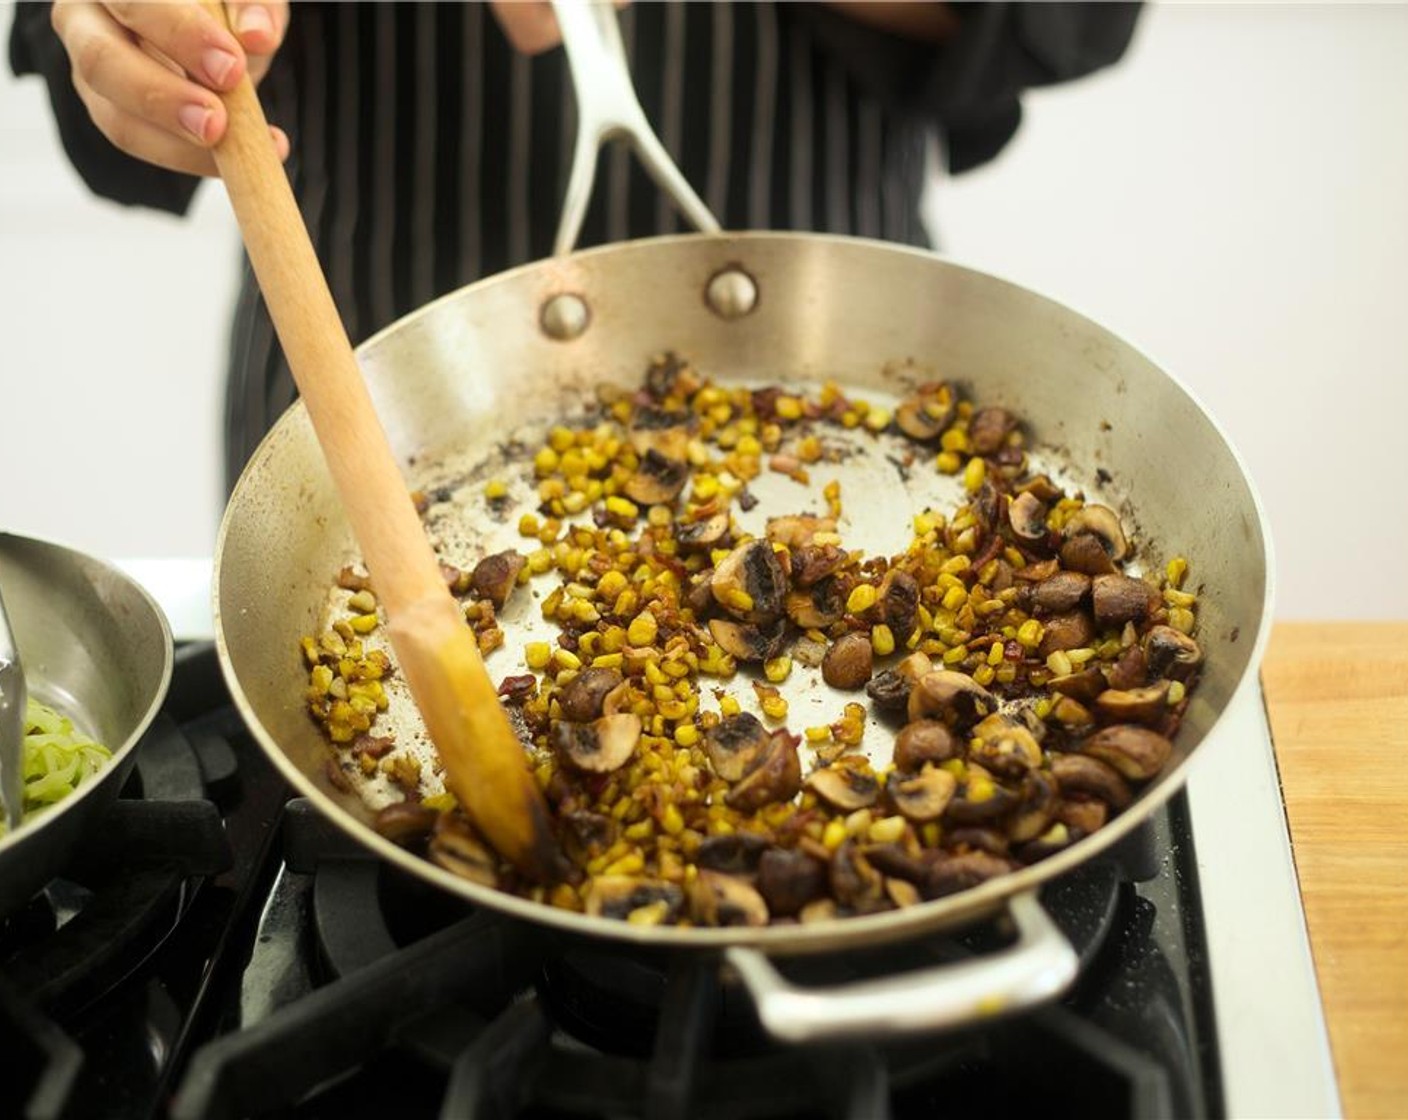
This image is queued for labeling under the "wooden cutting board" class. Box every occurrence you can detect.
[1261,622,1408,1119]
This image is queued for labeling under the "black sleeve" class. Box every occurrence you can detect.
[9,1,201,214]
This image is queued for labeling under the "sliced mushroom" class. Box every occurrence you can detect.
[1091,574,1153,629]
[725,731,802,812]
[757,848,828,917]
[428,813,499,887]
[789,544,848,587]
[1059,533,1117,577]
[586,876,686,923]
[623,448,690,506]
[704,712,772,782]
[822,632,874,690]
[968,407,1017,455]
[689,871,770,927]
[1103,643,1149,691]
[1037,610,1096,657]
[879,569,921,639]
[895,382,956,442]
[1007,491,1049,542]
[1144,625,1203,681]
[889,764,958,822]
[1048,667,1107,703]
[1032,571,1091,615]
[922,851,1016,899]
[1094,682,1171,725]
[1063,504,1129,563]
[947,827,1012,857]
[470,550,526,608]
[968,714,1044,778]
[1007,770,1059,844]
[885,878,922,909]
[1081,725,1173,781]
[708,616,788,663]
[799,898,839,924]
[1015,821,1078,863]
[560,810,618,861]
[766,515,837,550]
[676,513,731,553]
[628,404,692,459]
[1017,474,1064,503]
[551,713,642,773]
[373,801,439,846]
[1049,694,1095,732]
[862,844,930,883]
[696,831,771,875]
[944,765,1019,825]
[907,670,997,729]
[830,841,887,912]
[556,666,625,723]
[892,719,959,771]
[644,351,697,401]
[806,765,880,811]
[1057,798,1110,837]
[601,679,635,718]
[1050,753,1133,809]
[866,668,910,714]
[712,540,788,623]
[785,577,844,629]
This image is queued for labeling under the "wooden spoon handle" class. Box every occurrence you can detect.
[206,14,560,881]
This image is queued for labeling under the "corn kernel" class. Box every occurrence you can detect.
[805,725,832,743]
[1067,646,1097,666]
[553,648,582,671]
[1016,619,1045,650]
[869,816,907,844]
[987,643,1006,667]
[606,495,640,521]
[661,803,685,836]
[719,695,741,718]
[871,624,895,657]
[1164,588,1198,609]
[603,852,645,876]
[822,819,848,850]
[627,612,659,646]
[1035,697,1054,720]
[940,428,970,454]
[483,478,508,501]
[760,695,789,720]
[722,587,755,613]
[674,723,700,748]
[940,555,970,575]
[1168,680,1187,705]
[942,585,968,612]
[524,642,551,670]
[972,664,996,687]
[846,584,878,613]
[942,645,968,665]
[534,446,560,475]
[349,613,379,634]
[764,655,793,683]
[935,451,962,475]
[963,456,987,493]
[1046,650,1074,677]
[775,395,803,421]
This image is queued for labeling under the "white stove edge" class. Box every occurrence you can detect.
[1185,682,1341,1119]
[118,557,1342,1115]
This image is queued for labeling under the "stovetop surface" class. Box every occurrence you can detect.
[1,644,1222,1120]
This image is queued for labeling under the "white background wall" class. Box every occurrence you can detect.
[2,3,1406,619]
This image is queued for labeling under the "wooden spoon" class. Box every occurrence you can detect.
[204,7,562,882]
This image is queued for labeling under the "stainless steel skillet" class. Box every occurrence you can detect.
[213,1,1273,1042]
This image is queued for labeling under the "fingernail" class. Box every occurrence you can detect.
[178,104,213,143]
[237,5,273,38]
[202,47,238,88]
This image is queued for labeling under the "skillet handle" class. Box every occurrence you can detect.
[551,0,720,255]
[723,891,1078,1043]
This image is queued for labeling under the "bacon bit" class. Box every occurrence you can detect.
[337,565,372,592]
[498,674,538,704]
[410,490,430,514]
[325,759,353,792]
[352,734,396,759]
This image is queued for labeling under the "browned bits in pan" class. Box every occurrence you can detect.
[305,353,1206,925]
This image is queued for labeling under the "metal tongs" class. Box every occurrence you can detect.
[0,585,26,832]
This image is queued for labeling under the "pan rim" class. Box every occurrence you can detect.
[214,231,1275,952]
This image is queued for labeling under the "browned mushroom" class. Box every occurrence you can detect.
[1057,798,1109,836]
[628,404,692,460]
[892,719,959,771]
[561,810,618,861]
[862,843,931,882]
[556,666,625,723]
[922,851,1015,899]
[789,544,848,587]
[1037,611,1096,657]
[1007,490,1049,542]
[1094,682,1171,725]
[757,848,828,917]
[784,577,844,629]
[551,713,642,774]
[470,549,525,608]
[1049,694,1095,732]
[708,617,789,662]
[1059,533,1117,577]
[1092,574,1153,629]
[799,898,840,924]
[1063,504,1129,562]
[889,765,958,822]
[865,668,909,713]
[806,764,880,811]
[830,841,887,912]
[1007,770,1059,844]
[586,876,686,923]
[725,732,802,811]
[1032,571,1091,615]
[689,871,770,927]
[644,351,699,401]
[373,801,438,846]
[944,765,1019,824]
[1081,725,1173,780]
[696,831,771,875]
[895,382,956,442]
[676,513,731,553]
[822,632,874,690]
[712,540,788,622]
[1144,625,1203,681]
[947,827,1012,857]
[885,878,922,908]
[968,714,1044,778]
[1050,753,1132,809]
[704,712,772,782]
[765,514,837,550]
[968,407,1017,455]
[600,679,635,717]
[879,568,921,639]
[907,670,997,728]
[1048,667,1107,703]
[623,448,690,506]
[1017,474,1064,502]
[428,813,499,887]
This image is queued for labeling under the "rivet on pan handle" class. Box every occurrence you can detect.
[551,0,720,257]
[723,891,1078,1043]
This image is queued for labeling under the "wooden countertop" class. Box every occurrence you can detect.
[1261,622,1408,1120]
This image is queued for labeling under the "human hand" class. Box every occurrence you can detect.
[51,1,291,177]
[489,1,629,56]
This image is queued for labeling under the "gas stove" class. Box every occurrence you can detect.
[0,565,1339,1119]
